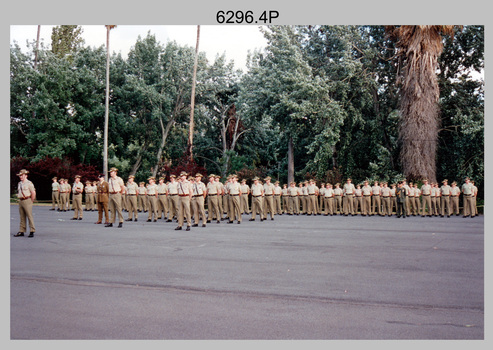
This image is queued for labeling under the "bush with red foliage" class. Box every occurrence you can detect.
[158,155,208,181]
[10,156,100,201]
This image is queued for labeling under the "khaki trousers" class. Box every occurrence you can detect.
[229,194,242,222]
[440,196,450,216]
[421,195,432,216]
[381,197,391,216]
[324,197,334,215]
[127,195,138,219]
[343,194,354,215]
[283,196,289,214]
[263,195,275,219]
[18,199,35,233]
[52,191,59,209]
[207,194,220,221]
[157,194,168,218]
[108,193,124,224]
[251,196,264,219]
[274,195,282,214]
[192,196,207,225]
[450,196,460,215]
[240,194,250,214]
[463,195,474,216]
[168,194,179,220]
[147,195,158,220]
[372,196,381,215]
[177,195,191,227]
[362,196,371,215]
[334,196,342,214]
[72,194,83,218]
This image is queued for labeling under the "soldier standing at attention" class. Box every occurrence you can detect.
[285,181,298,215]
[137,182,147,212]
[430,182,438,216]
[319,183,325,214]
[440,179,451,217]
[333,183,343,215]
[450,181,461,216]
[106,167,125,228]
[240,179,250,215]
[95,174,109,225]
[461,177,475,218]
[215,175,225,220]
[301,181,309,214]
[413,183,421,215]
[156,177,168,220]
[342,178,355,216]
[126,175,139,221]
[14,169,36,237]
[175,172,192,231]
[206,174,221,223]
[167,175,179,222]
[471,180,478,216]
[273,181,283,215]
[402,180,411,217]
[282,184,289,214]
[380,182,391,217]
[324,183,335,216]
[71,175,84,220]
[84,181,93,211]
[395,181,406,218]
[390,183,397,216]
[146,177,158,222]
[420,179,432,216]
[91,181,98,211]
[227,174,242,224]
[191,173,207,227]
[361,181,372,216]
[59,179,68,211]
[51,177,60,211]
[263,177,275,220]
[306,179,318,215]
[249,177,264,221]
[371,181,382,216]
[223,176,231,220]
[407,182,416,216]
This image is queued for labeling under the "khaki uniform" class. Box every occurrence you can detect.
[240,183,250,214]
[301,185,309,214]
[137,185,147,212]
[126,181,139,220]
[156,182,168,219]
[430,186,438,216]
[381,186,391,216]
[72,181,84,219]
[146,183,158,221]
[51,181,60,210]
[250,183,264,220]
[263,182,275,219]
[191,180,207,225]
[282,187,289,214]
[461,182,474,217]
[207,180,220,222]
[390,187,397,215]
[84,183,94,211]
[353,188,362,214]
[17,179,36,234]
[361,185,372,215]
[60,182,70,211]
[440,184,451,216]
[216,180,224,218]
[307,184,318,215]
[108,176,125,224]
[167,181,179,221]
[228,181,242,223]
[421,184,432,216]
[96,180,109,223]
[287,185,299,215]
[273,185,282,214]
[342,182,355,215]
[324,187,335,215]
[450,186,461,215]
[177,180,192,228]
[371,185,382,215]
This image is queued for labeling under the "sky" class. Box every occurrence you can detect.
[10,25,268,72]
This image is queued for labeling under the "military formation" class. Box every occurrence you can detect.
[14,167,480,237]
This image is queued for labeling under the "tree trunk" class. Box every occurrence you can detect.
[103,26,111,180]
[152,116,176,178]
[288,136,294,184]
[187,25,200,162]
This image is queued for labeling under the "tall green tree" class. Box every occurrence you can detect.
[51,25,84,62]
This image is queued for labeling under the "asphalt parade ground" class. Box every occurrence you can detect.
[10,204,484,340]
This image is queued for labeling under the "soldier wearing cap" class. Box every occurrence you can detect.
[420,179,432,216]
[461,177,475,217]
[361,181,372,216]
[214,175,225,220]
[125,175,139,221]
[380,182,391,216]
[301,181,309,214]
[106,167,124,228]
[58,178,68,211]
[353,184,362,215]
[324,183,335,215]
[450,181,461,216]
[146,177,158,222]
[14,169,36,237]
[95,174,109,224]
[282,184,289,214]
[430,182,438,216]
[227,174,242,224]
[175,171,192,231]
[297,183,304,214]
[333,183,343,215]
[240,179,251,215]
[207,174,221,223]
[167,175,179,222]
[262,176,275,220]
[249,177,264,220]
[286,181,299,215]
[71,175,84,220]
[342,178,355,216]
[156,177,168,220]
[371,181,382,216]
[137,181,147,212]
[471,180,478,216]
[318,182,325,214]
[84,180,94,211]
[191,173,207,227]
[306,179,319,215]
[51,177,60,211]
[273,181,282,215]
[390,183,397,215]
[223,176,232,220]
[439,179,451,217]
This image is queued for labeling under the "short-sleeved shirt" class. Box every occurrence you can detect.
[127,182,138,195]
[108,176,124,193]
[18,180,35,199]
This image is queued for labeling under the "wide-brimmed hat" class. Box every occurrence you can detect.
[109,167,118,173]
[17,169,29,176]
[179,171,188,177]
[195,173,203,178]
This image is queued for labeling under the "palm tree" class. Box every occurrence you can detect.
[104,25,116,180]
[386,25,459,182]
